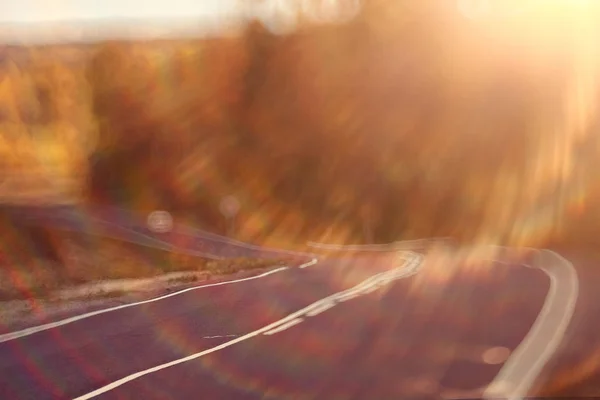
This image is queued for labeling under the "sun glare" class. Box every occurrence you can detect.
[450,0,600,246]
[459,0,598,44]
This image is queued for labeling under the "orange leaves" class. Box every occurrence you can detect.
[0,46,95,205]
[0,4,592,246]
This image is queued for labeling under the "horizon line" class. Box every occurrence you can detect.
[0,14,253,45]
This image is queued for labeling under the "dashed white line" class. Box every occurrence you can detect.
[73,252,423,400]
[299,258,319,268]
[202,335,238,339]
[361,284,387,295]
[306,301,336,317]
[263,318,304,335]
[335,276,385,301]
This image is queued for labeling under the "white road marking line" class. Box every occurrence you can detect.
[299,258,318,268]
[263,318,304,335]
[361,284,386,294]
[335,265,419,303]
[0,267,290,344]
[336,292,362,302]
[73,252,423,400]
[0,257,321,345]
[251,254,419,333]
[335,275,387,302]
[484,249,579,400]
[306,301,336,317]
[202,335,238,339]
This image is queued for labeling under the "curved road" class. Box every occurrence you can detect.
[0,241,589,400]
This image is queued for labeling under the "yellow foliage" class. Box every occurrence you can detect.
[0,47,96,205]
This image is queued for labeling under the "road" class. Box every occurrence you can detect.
[15,205,315,261]
[0,245,584,400]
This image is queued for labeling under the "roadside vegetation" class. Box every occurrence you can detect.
[1,2,598,301]
[0,226,289,301]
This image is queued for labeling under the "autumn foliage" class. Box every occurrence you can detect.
[0,1,599,250]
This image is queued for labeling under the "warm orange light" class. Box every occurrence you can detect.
[458,0,598,49]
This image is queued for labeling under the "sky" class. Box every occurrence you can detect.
[0,0,240,23]
[0,0,248,43]
[0,0,366,43]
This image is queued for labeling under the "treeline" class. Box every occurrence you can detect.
[1,1,599,248]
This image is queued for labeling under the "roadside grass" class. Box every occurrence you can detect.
[203,258,287,274]
[166,274,203,286]
[0,228,289,301]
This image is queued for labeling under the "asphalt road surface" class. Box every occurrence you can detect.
[0,246,584,400]
[15,205,314,261]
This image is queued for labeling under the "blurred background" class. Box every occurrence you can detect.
[1,0,599,292]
